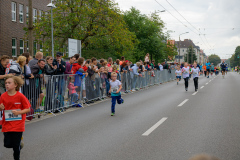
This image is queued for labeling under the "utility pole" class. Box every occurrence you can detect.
[28,0,33,56]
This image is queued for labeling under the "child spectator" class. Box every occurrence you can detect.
[68,77,79,105]
[0,76,30,160]
[109,72,124,116]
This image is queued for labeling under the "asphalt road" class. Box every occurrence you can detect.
[1,72,240,160]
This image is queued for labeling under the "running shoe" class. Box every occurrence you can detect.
[122,99,124,104]
[111,113,115,116]
[177,82,178,85]
[185,88,188,91]
[20,137,24,150]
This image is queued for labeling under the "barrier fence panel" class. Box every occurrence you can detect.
[19,69,179,121]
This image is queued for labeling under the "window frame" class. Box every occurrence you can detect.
[19,4,24,23]
[33,8,37,23]
[26,6,29,23]
[20,39,24,55]
[12,2,17,22]
[12,38,17,57]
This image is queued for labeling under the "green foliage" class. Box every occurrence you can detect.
[27,0,137,59]
[208,54,221,66]
[123,7,166,62]
[229,46,240,67]
[184,46,197,64]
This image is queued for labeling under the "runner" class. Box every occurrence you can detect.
[225,63,228,75]
[175,65,182,85]
[191,62,200,92]
[205,61,211,78]
[210,63,214,76]
[182,62,190,91]
[202,65,207,77]
[220,61,227,79]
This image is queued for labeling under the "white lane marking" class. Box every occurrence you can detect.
[178,99,189,107]
[206,83,208,85]
[200,86,204,89]
[142,117,168,136]
[192,92,198,95]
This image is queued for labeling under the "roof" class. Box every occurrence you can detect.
[175,39,198,49]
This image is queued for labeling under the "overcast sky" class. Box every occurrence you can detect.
[115,0,240,59]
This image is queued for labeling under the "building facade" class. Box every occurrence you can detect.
[175,39,202,64]
[0,0,50,58]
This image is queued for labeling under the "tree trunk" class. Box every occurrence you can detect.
[28,0,33,57]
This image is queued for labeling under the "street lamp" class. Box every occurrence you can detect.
[178,32,189,64]
[47,1,56,58]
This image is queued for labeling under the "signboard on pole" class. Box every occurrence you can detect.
[68,38,81,57]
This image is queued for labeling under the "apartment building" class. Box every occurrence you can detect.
[0,0,50,58]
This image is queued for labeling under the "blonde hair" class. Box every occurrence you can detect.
[35,52,43,59]
[136,62,141,67]
[111,72,117,76]
[5,75,24,91]
[16,56,26,67]
[112,65,117,72]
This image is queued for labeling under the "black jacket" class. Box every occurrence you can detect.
[44,64,57,75]
[31,64,44,78]
[53,59,66,75]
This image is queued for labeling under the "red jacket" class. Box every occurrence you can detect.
[71,63,82,74]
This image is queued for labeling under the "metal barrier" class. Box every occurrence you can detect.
[18,69,176,120]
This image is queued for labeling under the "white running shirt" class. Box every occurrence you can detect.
[182,67,190,78]
[192,67,200,78]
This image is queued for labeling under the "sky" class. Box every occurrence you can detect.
[114,0,240,59]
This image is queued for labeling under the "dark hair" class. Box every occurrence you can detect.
[108,57,112,62]
[116,59,120,65]
[38,59,46,63]
[85,59,90,64]
[77,57,84,65]
[91,57,97,62]
[0,55,10,62]
[74,54,80,60]
[22,52,30,64]
[70,56,75,59]
[121,62,127,67]
[100,59,104,64]
[121,56,125,61]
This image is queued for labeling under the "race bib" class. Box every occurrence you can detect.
[111,86,119,93]
[193,72,198,75]
[4,109,22,121]
[184,71,188,74]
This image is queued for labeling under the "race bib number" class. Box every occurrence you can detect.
[184,71,188,74]
[4,109,22,121]
[111,87,119,93]
[193,72,198,75]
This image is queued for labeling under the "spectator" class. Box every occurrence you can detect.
[0,55,11,95]
[53,52,66,75]
[163,62,168,69]
[44,56,57,75]
[28,52,43,68]
[74,54,80,61]
[131,62,142,91]
[152,60,160,70]
[145,53,150,64]
[120,56,125,66]
[64,56,76,74]
[31,59,45,110]
[120,61,127,72]
[9,56,26,76]
[68,77,79,105]
[159,63,163,71]
[170,63,175,70]
[22,53,34,99]
[107,57,113,67]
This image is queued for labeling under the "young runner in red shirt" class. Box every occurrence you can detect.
[0,76,30,160]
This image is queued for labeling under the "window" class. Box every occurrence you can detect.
[12,38,17,57]
[40,43,43,52]
[39,10,42,19]
[26,6,28,23]
[27,40,29,52]
[33,8,37,22]
[12,2,16,21]
[19,4,24,23]
[33,41,37,55]
[20,39,24,54]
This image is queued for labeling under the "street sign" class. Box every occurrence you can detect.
[68,38,81,57]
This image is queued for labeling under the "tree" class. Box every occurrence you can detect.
[123,7,166,62]
[208,54,221,66]
[26,0,137,59]
[184,46,197,64]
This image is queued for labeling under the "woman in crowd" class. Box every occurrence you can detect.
[145,53,150,64]
[0,55,11,95]
[45,56,57,75]
[9,56,26,77]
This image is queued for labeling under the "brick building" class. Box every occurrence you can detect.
[0,0,50,58]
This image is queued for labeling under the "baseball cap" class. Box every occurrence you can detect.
[56,52,63,56]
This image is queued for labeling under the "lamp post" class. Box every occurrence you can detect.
[47,1,56,58]
[178,32,189,64]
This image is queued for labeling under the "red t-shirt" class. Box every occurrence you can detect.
[0,91,30,132]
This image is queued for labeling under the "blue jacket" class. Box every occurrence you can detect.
[131,64,139,76]
[74,71,85,86]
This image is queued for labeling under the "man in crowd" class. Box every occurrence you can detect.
[53,52,66,75]
[31,59,46,110]
[28,52,43,68]
[64,56,76,74]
